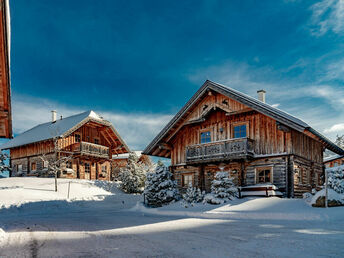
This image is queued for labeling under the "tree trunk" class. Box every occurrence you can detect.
[55,172,58,192]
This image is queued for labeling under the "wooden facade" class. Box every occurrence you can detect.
[324,155,344,168]
[143,80,344,197]
[5,111,129,181]
[0,0,11,138]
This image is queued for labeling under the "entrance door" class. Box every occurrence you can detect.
[85,162,91,180]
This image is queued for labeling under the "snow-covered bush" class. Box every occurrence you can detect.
[311,188,344,207]
[182,183,204,207]
[204,171,238,205]
[0,151,10,176]
[119,152,147,194]
[327,166,344,194]
[144,161,179,207]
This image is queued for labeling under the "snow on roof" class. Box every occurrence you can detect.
[0,110,104,150]
[112,151,142,160]
[324,154,344,163]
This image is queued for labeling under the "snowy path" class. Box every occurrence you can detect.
[0,178,344,257]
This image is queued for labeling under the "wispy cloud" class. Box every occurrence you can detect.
[11,95,172,150]
[309,0,344,36]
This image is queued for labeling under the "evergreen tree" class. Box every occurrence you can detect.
[327,166,344,194]
[182,183,204,207]
[119,152,146,193]
[144,161,179,207]
[0,151,10,176]
[204,171,238,204]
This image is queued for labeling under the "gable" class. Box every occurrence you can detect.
[143,80,344,157]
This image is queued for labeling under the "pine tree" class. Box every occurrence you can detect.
[144,161,179,207]
[0,151,10,176]
[182,183,204,207]
[119,152,147,193]
[327,166,344,194]
[204,171,238,204]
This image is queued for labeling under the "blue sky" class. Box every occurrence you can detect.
[8,0,344,150]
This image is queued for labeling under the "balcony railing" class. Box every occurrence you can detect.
[186,138,254,164]
[73,142,109,158]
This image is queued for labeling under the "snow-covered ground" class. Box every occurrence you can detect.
[1,178,344,257]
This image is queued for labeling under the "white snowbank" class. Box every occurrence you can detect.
[310,188,344,206]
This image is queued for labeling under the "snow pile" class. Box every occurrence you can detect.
[310,188,344,207]
[119,152,147,193]
[144,162,179,207]
[182,183,204,207]
[327,165,344,194]
[204,172,238,204]
[0,178,116,209]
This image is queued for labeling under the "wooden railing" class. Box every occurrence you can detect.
[73,142,109,158]
[185,138,254,164]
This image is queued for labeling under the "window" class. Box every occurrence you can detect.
[75,133,81,143]
[94,138,99,145]
[85,163,90,173]
[102,165,107,175]
[256,167,272,184]
[18,164,22,171]
[66,161,72,169]
[31,162,36,171]
[183,174,193,187]
[233,124,247,138]
[200,131,211,144]
[334,162,339,167]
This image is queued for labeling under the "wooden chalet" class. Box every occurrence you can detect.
[1,111,129,180]
[143,80,344,197]
[0,0,12,138]
[324,155,344,168]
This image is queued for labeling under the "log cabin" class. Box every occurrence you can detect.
[0,0,12,138]
[143,80,344,197]
[0,110,129,180]
[324,155,344,168]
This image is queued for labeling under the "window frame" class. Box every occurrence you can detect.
[182,173,193,187]
[74,133,82,143]
[31,162,37,172]
[85,163,90,174]
[94,137,100,145]
[200,129,212,144]
[255,166,273,184]
[232,122,249,139]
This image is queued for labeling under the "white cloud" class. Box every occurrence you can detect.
[11,95,173,151]
[324,123,344,133]
[309,0,344,36]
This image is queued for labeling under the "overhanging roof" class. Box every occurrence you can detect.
[143,80,344,156]
[0,110,130,153]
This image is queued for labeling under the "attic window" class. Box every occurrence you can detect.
[200,131,211,144]
[75,133,81,143]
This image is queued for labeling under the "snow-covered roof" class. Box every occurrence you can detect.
[112,151,142,160]
[324,154,344,163]
[143,80,344,156]
[0,110,128,151]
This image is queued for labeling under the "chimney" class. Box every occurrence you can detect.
[51,110,57,123]
[257,90,266,103]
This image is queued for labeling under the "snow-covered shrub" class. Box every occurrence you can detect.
[0,152,10,176]
[327,166,344,194]
[311,188,344,207]
[144,161,179,207]
[119,152,147,194]
[204,171,238,205]
[182,183,204,207]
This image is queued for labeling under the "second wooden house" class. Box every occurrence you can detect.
[143,80,344,197]
[1,110,129,180]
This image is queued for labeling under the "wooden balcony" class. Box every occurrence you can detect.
[185,138,254,164]
[73,142,109,158]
